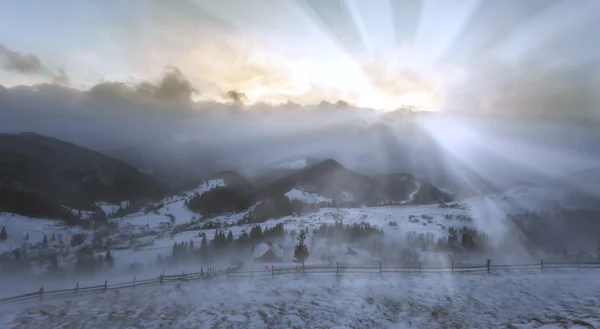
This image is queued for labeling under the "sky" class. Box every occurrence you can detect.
[1,0,599,112]
[1,0,600,191]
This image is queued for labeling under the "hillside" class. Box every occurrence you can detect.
[0,133,164,219]
[258,159,450,206]
[260,159,382,203]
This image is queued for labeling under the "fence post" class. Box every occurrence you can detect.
[75,282,79,293]
[418,262,421,274]
[104,280,108,291]
[487,259,491,274]
[379,262,382,275]
[336,261,339,276]
[451,261,454,273]
[540,260,544,270]
[39,286,44,300]
[577,256,580,272]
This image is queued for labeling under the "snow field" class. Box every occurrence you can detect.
[2,269,599,329]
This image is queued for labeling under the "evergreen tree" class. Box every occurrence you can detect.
[219,231,226,246]
[189,240,194,252]
[212,230,219,248]
[0,226,6,241]
[172,242,178,257]
[200,234,208,261]
[293,229,309,265]
[42,235,48,247]
[25,233,29,241]
[227,231,234,245]
[51,233,56,241]
[105,250,114,268]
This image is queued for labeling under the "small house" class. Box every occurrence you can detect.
[252,242,284,262]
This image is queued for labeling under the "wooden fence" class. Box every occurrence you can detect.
[231,259,600,279]
[2,259,599,305]
[0,266,232,305]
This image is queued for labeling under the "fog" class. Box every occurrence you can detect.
[1,72,600,193]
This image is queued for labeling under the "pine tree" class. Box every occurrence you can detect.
[51,233,56,241]
[212,230,219,248]
[25,233,29,241]
[227,231,234,245]
[200,234,208,261]
[293,229,309,264]
[0,226,7,241]
[105,250,114,268]
[219,231,226,246]
[42,235,48,247]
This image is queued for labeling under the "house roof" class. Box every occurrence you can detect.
[252,242,284,259]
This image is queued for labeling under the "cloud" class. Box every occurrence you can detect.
[226,90,247,105]
[0,43,70,85]
[87,67,197,103]
[443,57,600,123]
[0,44,43,74]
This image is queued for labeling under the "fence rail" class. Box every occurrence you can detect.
[2,259,598,305]
[0,266,234,305]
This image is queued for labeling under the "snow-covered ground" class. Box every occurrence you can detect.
[1,181,592,303]
[2,269,599,329]
[0,213,82,252]
[285,188,332,204]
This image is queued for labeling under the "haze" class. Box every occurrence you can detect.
[1,0,600,192]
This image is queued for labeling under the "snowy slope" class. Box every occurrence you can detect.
[0,213,82,252]
[119,179,226,227]
[2,270,599,328]
[285,188,331,204]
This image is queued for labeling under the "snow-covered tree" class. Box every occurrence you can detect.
[293,229,309,265]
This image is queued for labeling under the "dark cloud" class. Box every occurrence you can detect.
[226,90,246,105]
[88,67,197,103]
[0,43,70,85]
[0,43,43,74]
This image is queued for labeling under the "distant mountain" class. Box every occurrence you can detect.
[260,159,381,203]
[260,159,450,205]
[373,173,419,201]
[374,173,452,204]
[209,170,255,193]
[0,133,164,219]
[251,156,320,186]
